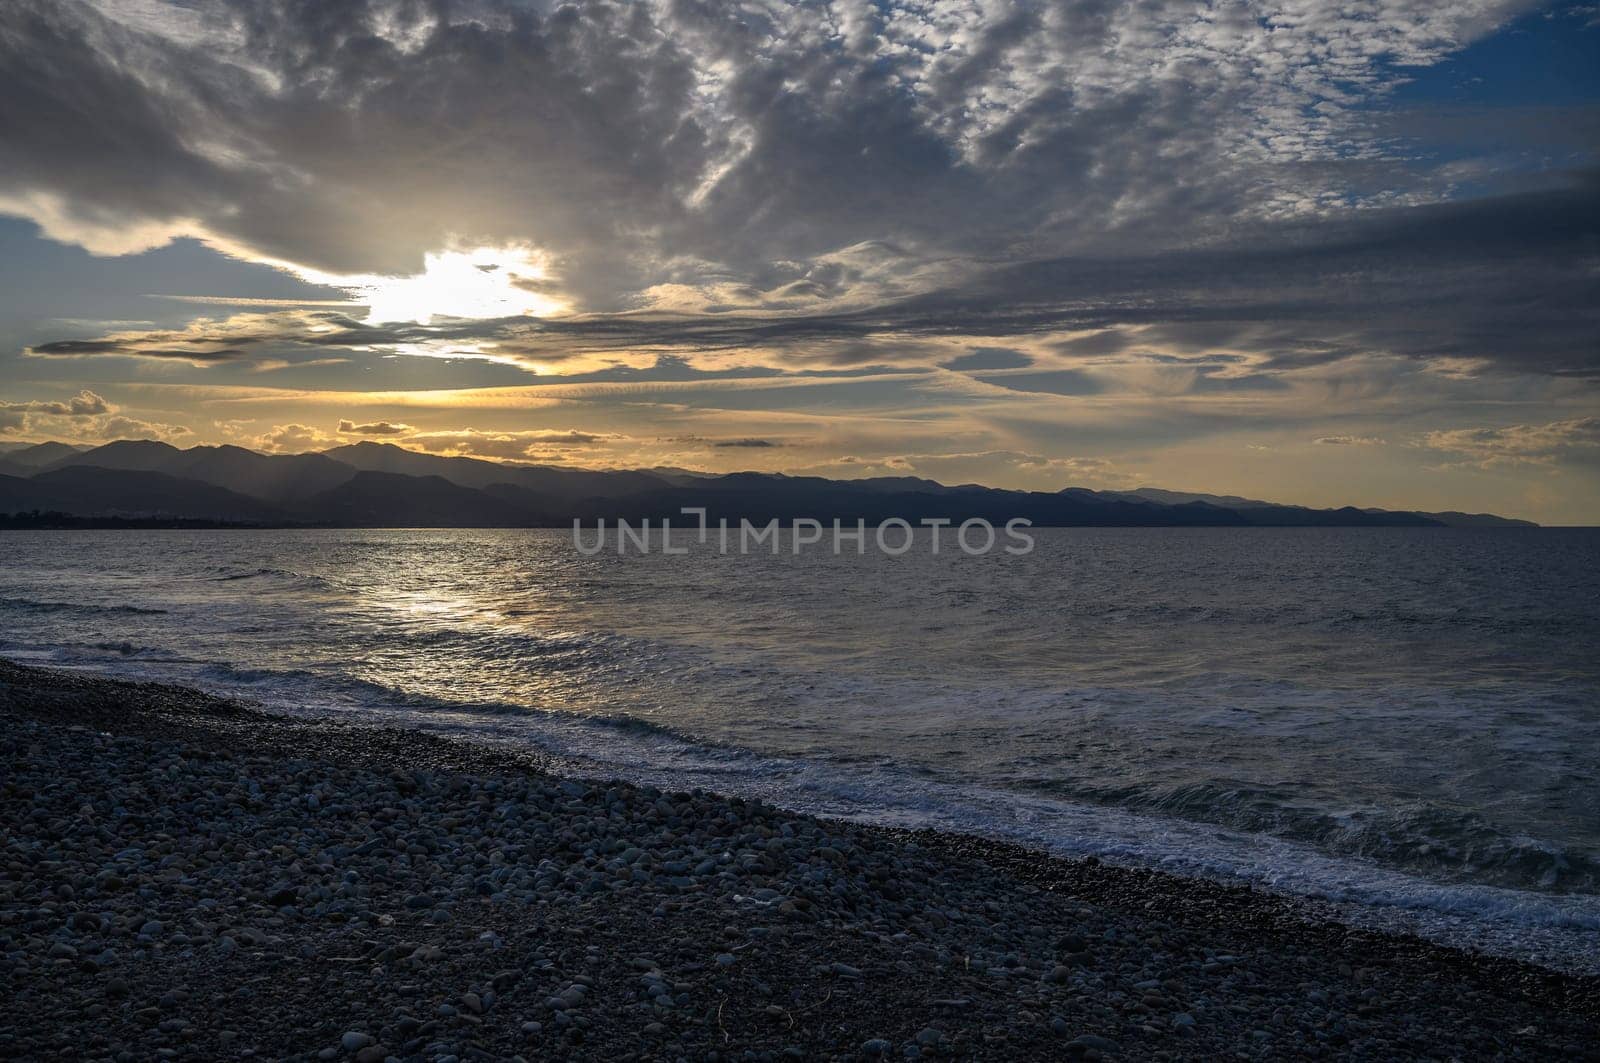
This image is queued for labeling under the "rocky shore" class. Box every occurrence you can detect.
[1,659,1595,1061]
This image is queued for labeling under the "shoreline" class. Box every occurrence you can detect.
[2,659,1596,1060]
[10,648,1596,975]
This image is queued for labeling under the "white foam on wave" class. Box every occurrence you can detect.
[234,671,1600,976]
[11,645,1600,975]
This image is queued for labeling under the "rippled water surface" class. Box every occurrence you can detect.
[3,528,1598,967]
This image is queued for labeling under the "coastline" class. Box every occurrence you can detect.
[2,659,1595,1061]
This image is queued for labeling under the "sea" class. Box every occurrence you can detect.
[2,527,1597,971]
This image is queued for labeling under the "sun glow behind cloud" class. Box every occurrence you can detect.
[303,248,568,325]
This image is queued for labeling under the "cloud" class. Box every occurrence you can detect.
[0,390,192,444]
[24,311,417,366]
[2,0,1596,520]
[52,390,110,416]
[0,0,1564,327]
[255,423,334,453]
[0,389,110,419]
[29,337,249,364]
[338,419,411,436]
[807,449,1131,487]
[20,176,1600,383]
[1315,436,1387,446]
[1420,417,1600,468]
[874,179,1600,379]
[97,415,191,442]
[402,428,623,461]
[0,389,125,436]
[665,434,787,449]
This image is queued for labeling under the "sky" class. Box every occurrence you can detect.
[0,0,1597,522]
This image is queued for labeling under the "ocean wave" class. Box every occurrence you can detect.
[403,626,632,662]
[191,657,697,741]
[4,522,1597,974]
[205,566,332,588]
[21,628,1595,898]
[1321,606,1578,633]
[7,645,1598,970]
[1090,780,1600,894]
[75,641,186,660]
[0,596,167,616]
[194,661,416,702]
[185,661,1598,922]
[357,699,1600,969]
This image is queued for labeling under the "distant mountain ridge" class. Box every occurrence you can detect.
[1107,487,1533,528]
[0,438,1538,528]
[0,440,90,478]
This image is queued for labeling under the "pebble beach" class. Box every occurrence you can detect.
[2,658,1595,1062]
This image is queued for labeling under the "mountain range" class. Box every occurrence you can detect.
[0,439,1536,528]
